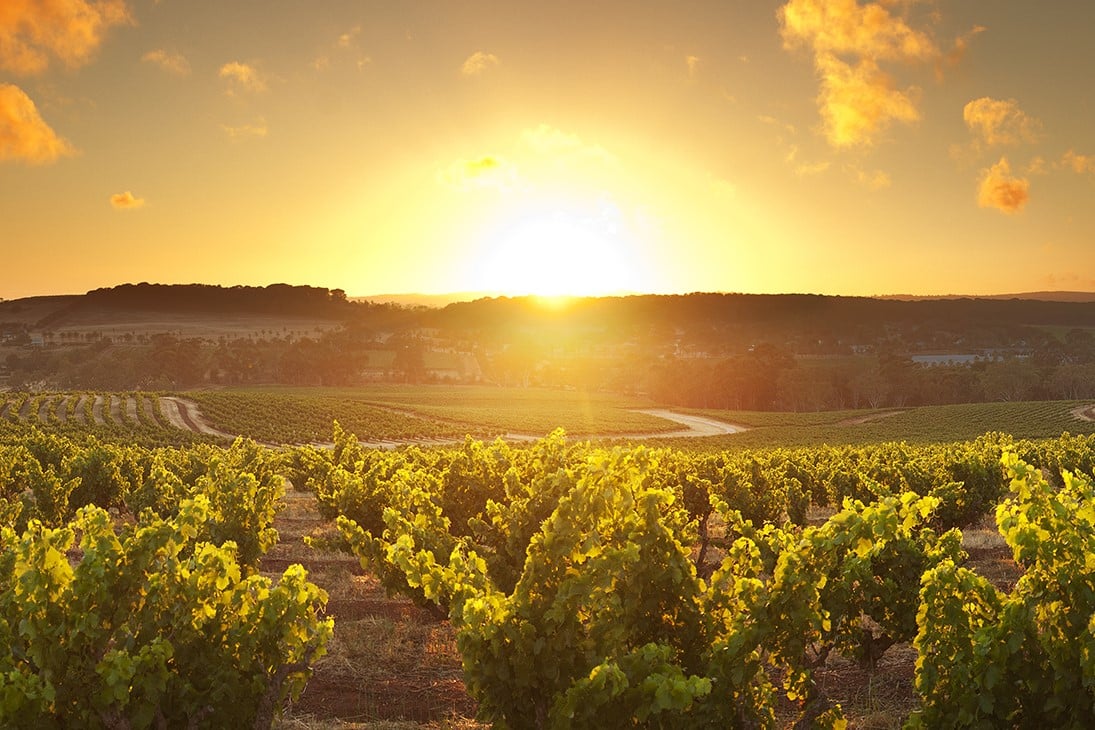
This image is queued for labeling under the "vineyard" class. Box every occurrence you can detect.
[6,388,1095,452]
[186,386,682,444]
[682,399,1095,449]
[4,419,1095,725]
[0,391,218,447]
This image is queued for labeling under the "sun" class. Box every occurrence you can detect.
[470,203,649,297]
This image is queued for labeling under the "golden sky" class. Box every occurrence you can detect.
[2,0,1095,299]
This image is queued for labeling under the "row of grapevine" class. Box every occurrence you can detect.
[186,390,487,445]
[293,425,1095,727]
[0,392,213,447]
[0,432,332,727]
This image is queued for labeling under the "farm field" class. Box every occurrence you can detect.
[184,386,680,443]
[3,388,1095,451]
[678,399,1095,450]
[6,406,1095,726]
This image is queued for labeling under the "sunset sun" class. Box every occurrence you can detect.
[471,205,649,297]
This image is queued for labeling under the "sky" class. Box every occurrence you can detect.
[2,0,1095,300]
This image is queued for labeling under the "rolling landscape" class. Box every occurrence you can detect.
[5,0,1095,728]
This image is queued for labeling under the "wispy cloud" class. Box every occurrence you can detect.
[521,124,616,166]
[795,160,830,177]
[977,157,1029,214]
[963,97,1040,146]
[221,118,268,140]
[219,61,267,94]
[0,83,75,164]
[313,26,369,72]
[779,0,942,147]
[461,51,499,76]
[337,26,362,49]
[0,0,130,75]
[142,49,190,76]
[1061,150,1095,174]
[685,54,701,77]
[110,190,145,209]
[438,155,516,191]
[852,166,892,190]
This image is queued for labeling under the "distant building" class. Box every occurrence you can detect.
[28,332,45,347]
[910,353,981,366]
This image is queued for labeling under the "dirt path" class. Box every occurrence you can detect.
[1072,404,1095,422]
[835,410,905,426]
[125,396,139,425]
[161,396,238,439]
[91,395,105,426]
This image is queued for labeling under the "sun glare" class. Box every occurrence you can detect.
[471,205,648,297]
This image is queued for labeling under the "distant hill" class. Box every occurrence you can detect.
[879,291,1095,303]
[353,292,494,308]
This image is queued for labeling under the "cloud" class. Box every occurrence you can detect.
[521,124,615,165]
[1025,156,1047,175]
[314,26,369,72]
[337,26,361,49]
[461,51,499,76]
[815,53,919,147]
[0,83,74,164]
[142,48,190,76]
[219,61,266,93]
[795,160,830,177]
[0,0,130,75]
[780,0,938,61]
[778,0,941,147]
[977,157,1029,214]
[221,118,268,139]
[1061,150,1095,174]
[110,190,144,209]
[685,54,701,77]
[963,97,1040,146]
[853,166,891,189]
[438,155,516,191]
[942,25,985,71]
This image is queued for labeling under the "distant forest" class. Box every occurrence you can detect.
[3,284,1095,411]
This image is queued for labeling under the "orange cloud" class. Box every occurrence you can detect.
[815,53,919,147]
[110,190,144,209]
[461,51,499,76]
[977,157,1029,214]
[963,97,1040,146]
[142,49,190,76]
[685,55,701,77]
[0,83,74,163]
[780,0,938,61]
[0,0,130,75]
[1061,150,1095,174]
[219,61,266,93]
[779,0,940,147]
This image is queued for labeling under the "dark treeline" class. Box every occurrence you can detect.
[35,283,419,330]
